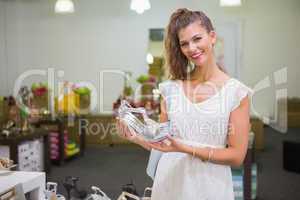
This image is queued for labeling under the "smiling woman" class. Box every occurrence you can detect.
[164,9,226,81]
[148,8,253,200]
[116,8,253,200]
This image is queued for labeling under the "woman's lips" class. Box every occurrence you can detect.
[190,52,203,59]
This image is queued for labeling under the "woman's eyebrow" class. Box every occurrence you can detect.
[191,33,202,39]
[179,39,187,44]
[179,33,203,44]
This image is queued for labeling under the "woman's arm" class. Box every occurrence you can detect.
[182,96,251,167]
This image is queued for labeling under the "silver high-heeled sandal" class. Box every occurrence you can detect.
[118,100,170,142]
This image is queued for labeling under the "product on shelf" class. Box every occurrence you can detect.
[65,141,80,157]
[49,132,61,160]
[44,182,65,200]
[17,139,44,171]
[63,176,87,199]
[85,186,111,200]
[49,130,80,161]
[0,157,14,170]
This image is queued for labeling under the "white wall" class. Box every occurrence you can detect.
[0,0,7,95]
[1,0,300,118]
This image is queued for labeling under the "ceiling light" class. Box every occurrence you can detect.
[55,0,75,14]
[146,53,154,64]
[130,0,151,14]
[220,0,242,7]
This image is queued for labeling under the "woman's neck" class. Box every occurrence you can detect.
[188,57,219,84]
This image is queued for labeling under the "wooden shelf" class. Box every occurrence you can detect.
[0,128,50,173]
[33,116,86,165]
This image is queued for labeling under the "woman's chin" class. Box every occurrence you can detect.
[194,57,207,66]
[194,60,205,67]
[192,56,207,67]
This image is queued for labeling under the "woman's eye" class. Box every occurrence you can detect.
[180,43,187,47]
[194,37,202,41]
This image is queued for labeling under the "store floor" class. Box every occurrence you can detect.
[255,126,300,200]
[47,126,300,200]
[47,144,153,199]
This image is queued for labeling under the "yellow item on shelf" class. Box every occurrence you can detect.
[57,82,79,114]
[58,92,78,114]
[65,148,80,157]
[56,81,90,115]
[74,93,90,114]
[66,142,76,150]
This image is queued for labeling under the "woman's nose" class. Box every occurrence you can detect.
[188,42,197,52]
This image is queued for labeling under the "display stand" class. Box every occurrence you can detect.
[34,115,86,165]
[0,128,50,172]
[34,117,66,165]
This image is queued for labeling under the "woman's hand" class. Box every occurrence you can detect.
[148,135,188,153]
[116,118,138,143]
[116,117,152,151]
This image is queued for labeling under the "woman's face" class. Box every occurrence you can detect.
[178,21,216,67]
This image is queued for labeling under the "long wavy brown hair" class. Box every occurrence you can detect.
[164,8,225,80]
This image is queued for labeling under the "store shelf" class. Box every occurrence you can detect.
[33,116,86,165]
[0,128,50,173]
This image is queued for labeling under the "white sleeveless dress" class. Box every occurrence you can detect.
[151,78,253,200]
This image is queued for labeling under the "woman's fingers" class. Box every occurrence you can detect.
[124,126,133,137]
[149,141,171,152]
[115,118,137,141]
[166,135,174,140]
[148,143,161,150]
[116,119,128,138]
[162,139,171,146]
